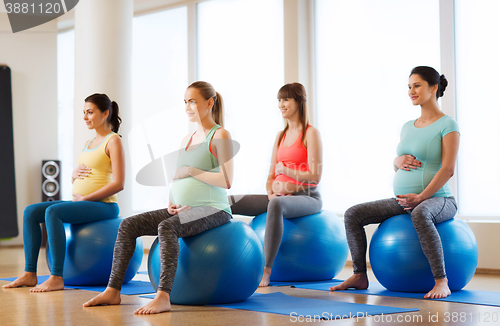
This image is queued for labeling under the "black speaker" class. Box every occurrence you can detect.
[0,65,18,238]
[42,160,60,201]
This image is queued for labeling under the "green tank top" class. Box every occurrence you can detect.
[169,125,231,215]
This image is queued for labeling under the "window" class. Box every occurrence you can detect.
[129,7,189,212]
[197,0,284,196]
[57,29,75,200]
[455,0,500,217]
[315,0,441,214]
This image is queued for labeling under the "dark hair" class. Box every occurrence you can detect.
[188,81,224,127]
[277,82,309,147]
[410,66,448,98]
[84,93,122,133]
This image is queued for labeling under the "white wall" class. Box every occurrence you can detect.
[0,14,58,246]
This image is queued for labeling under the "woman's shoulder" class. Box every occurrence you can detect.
[441,114,458,124]
[439,115,460,134]
[305,125,321,140]
[213,126,232,139]
[306,125,320,135]
[107,133,122,145]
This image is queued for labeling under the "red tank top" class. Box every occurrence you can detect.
[275,126,316,186]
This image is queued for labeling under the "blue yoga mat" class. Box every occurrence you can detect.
[289,280,500,307]
[0,276,155,295]
[65,280,155,295]
[211,292,418,320]
[270,279,343,287]
[140,292,418,320]
[1,275,51,284]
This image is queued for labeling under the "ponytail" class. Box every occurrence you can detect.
[212,91,224,127]
[109,101,122,133]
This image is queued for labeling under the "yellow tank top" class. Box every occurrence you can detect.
[72,132,118,203]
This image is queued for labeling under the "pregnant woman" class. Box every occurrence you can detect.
[3,93,125,292]
[230,82,323,287]
[330,66,460,299]
[83,81,233,314]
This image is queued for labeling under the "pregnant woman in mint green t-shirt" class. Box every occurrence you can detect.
[330,66,460,300]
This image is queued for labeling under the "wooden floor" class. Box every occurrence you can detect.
[1,246,500,326]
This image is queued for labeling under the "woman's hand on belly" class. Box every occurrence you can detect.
[272,180,311,195]
[274,162,286,176]
[72,165,91,182]
[173,166,192,180]
[72,193,85,202]
[396,193,424,210]
[394,155,421,171]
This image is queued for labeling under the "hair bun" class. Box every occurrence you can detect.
[437,74,448,98]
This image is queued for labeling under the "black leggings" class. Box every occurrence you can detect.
[107,206,231,293]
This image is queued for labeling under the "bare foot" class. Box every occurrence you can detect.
[83,287,121,307]
[259,267,272,287]
[424,278,451,299]
[134,291,171,315]
[330,273,368,291]
[30,275,64,292]
[2,272,38,288]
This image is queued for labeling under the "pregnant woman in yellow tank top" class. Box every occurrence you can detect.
[3,94,125,292]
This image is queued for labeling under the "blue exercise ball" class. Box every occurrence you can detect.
[47,217,143,286]
[249,210,348,282]
[148,219,264,305]
[369,214,478,292]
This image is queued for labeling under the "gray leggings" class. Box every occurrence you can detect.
[230,188,323,268]
[344,196,457,279]
[107,206,231,293]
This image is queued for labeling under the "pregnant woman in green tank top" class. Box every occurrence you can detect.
[83,81,234,314]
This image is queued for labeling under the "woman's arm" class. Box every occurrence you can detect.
[266,133,281,199]
[275,126,323,184]
[174,128,234,189]
[73,135,125,202]
[397,131,460,209]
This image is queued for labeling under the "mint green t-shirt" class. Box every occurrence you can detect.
[393,115,459,198]
[169,125,232,215]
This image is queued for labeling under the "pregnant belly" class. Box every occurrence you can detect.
[393,169,425,196]
[72,177,108,196]
[170,177,210,207]
[272,179,315,195]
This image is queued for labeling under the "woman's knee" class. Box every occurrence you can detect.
[44,205,64,225]
[158,218,179,237]
[23,204,40,224]
[268,197,285,214]
[343,205,365,225]
[117,217,133,234]
[410,205,433,225]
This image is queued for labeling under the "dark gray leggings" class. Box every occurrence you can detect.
[230,188,323,268]
[344,196,457,279]
[107,206,231,293]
